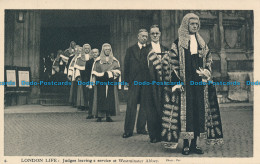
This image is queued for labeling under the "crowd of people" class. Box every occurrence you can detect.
[44,13,224,155]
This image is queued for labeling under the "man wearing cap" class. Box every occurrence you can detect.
[122,29,148,138]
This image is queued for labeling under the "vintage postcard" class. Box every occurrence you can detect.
[0,0,259,163]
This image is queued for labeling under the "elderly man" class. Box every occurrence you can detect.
[68,45,81,107]
[141,25,169,143]
[44,52,55,80]
[51,50,68,89]
[122,29,148,138]
[90,43,121,122]
[91,48,100,59]
[66,41,77,106]
[74,44,94,111]
[162,13,223,155]
[55,50,66,74]
[60,49,70,74]
[86,48,99,119]
[67,41,77,73]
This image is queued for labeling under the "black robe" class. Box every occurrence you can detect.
[141,43,169,141]
[161,38,224,149]
[80,58,94,108]
[91,57,121,117]
[74,54,95,108]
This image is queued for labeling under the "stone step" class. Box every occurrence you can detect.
[39,92,70,102]
[41,103,70,106]
[40,98,70,106]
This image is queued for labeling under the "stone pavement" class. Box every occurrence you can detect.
[4,104,253,157]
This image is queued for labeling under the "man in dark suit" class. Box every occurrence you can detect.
[141,25,169,143]
[122,29,148,138]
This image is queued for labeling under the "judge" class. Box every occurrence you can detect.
[163,13,224,155]
[90,43,121,122]
[74,44,94,111]
[86,48,100,119]
[68,45,81,107]
[91,48,100,59]
[66,41,77,75]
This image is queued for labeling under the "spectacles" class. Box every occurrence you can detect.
[150,32,160,36]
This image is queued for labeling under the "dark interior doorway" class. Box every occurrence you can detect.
[39,11,111,94]
[40,25,110,58]
[40,25,110,93]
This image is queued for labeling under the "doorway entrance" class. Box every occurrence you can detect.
[39,11,111,104]
[39,10,111,90]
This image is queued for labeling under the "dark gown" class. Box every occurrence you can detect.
[76,57,94,109]
[184,45,206,136]
[68,55,77,106]
[161,39,224,149]
[141,43,169,141]
[91,57,121,118]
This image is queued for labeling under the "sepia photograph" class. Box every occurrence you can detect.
[0,0,259,164]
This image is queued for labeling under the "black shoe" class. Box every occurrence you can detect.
[96,117,102,122]
[137,130,148,135]
[150,138,160,143]
[77,106,85,111]
[182,146,190,155]
[122,132,133,138]
[86,115,94,119]
[190,146,204,154]
[106,117,113,122]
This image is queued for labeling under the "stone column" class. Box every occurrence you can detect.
[219,11,227,77]
[160,11,177,49]
[152,11,160,25]
[28,11,41,102]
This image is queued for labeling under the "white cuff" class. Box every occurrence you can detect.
[64,68,67,74]
[92,71,104,77]
[75,69,81,79]
[107,71,113,78]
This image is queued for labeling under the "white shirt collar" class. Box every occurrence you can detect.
[84,53,90,61]
[138,42,146,49]
[151,41,161,53]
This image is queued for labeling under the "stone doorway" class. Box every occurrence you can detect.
[39,10,111,105]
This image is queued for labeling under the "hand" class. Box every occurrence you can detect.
[112,71,120,77]
[196,67,211,80]
[76,77,81,81]
[68,76,72,81]
[124,85,129,91]
[148,49,156,56]
[172,85,184,92]
[87,85,93,89]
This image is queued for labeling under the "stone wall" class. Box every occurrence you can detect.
[5,10,41,106]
